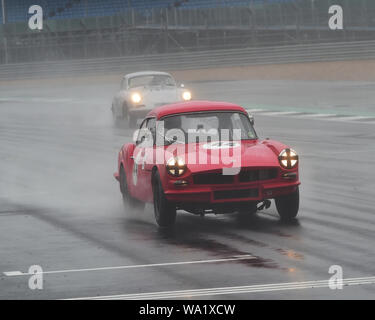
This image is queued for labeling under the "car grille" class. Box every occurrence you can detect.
[214,188,259,200]
[193,168,278,185]
[193,172,234,185]
[239,168,278,182]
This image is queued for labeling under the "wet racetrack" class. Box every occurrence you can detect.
[0,77,375,299]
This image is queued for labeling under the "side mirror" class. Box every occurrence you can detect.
[165,135,177,145]
[136,134,146,146]
[249,115,254,126]
[246,111,255,126]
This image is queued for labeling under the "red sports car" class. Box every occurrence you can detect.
[114,101,300,227]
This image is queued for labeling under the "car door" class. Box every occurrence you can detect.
[136,117,156,203]
[129,119,148,200]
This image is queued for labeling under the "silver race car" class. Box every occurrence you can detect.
[111,71,192,128]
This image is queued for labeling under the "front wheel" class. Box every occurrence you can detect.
[275,187,299,221]
[152,171,176,228]
[119,166,145,214]
[127,114,138,129]
[122,104,137,129]
[112,104,122,127]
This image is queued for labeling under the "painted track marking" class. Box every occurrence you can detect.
[3,255,255,277]
[67,276,375,300]
[245,109,375,123]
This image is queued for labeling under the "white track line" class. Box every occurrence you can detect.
[0,97,73,103]
[249,111,375,123]
[248,110,337,118]
[3,271,23,276]
[245,108,265,113]
[67,276,375,300]
[302,148,375,157]
[0,191,49,200]
[258,111,302,116]
[3,255,254,277]
[293,113,337,118]
[334,116,375,122]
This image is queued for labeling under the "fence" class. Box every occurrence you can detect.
[1,1,375,64]
[1,40,374,80]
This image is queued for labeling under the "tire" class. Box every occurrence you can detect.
[275,187,299,221]
[119,166,145,214]
[121,103,137,129]
[112,104,122,127]
[152,171,176,228]
[128,114,137,129]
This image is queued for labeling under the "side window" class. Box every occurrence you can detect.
[136,119,154,147]
[165,76,176,86]
[230,113,241,129]
[146,118,156,145]
[136,120,148,145]
[230,113,242,140]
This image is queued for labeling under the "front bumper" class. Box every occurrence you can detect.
[128,105,154,118]
[163,166,300,204]
[164,181,300,204]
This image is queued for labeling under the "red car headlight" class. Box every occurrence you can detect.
[166,157,187,177]
[278,148,299,169]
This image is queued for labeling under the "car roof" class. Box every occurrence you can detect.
[124,71,172,79]
[147,101,246,119]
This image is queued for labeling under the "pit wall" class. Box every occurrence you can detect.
[171,60,375,82]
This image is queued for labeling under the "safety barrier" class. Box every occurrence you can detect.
[0,40,374,80]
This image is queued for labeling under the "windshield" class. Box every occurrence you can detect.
[128,75,176,88]
[158,111,257,145]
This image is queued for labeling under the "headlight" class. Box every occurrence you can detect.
[278,148,298,169]
[182,91,192,101]
[131,92,142,104]
[166,157,187,176]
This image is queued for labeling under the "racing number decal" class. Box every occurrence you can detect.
[132,152,146,186]
[203,141,240,149]
[132,161,138,186]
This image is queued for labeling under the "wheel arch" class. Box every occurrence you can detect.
[151,164,171,193]
[151,166,159,187]
[119,143,136,175]
[122,100,129,118]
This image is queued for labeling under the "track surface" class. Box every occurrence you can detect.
[0,78,375,299]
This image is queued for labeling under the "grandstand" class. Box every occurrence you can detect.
[1,0,375,64]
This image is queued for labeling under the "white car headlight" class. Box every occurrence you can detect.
[166,157,187,176]
[182,91,192,101]
[278,149,299,169]
[131,92,142,104]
